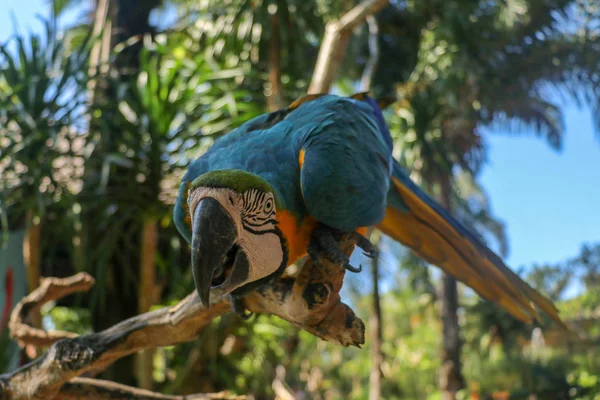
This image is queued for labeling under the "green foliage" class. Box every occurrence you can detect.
[183,0,327,91]
[384,0,600,188]
[463,243,600,398]
[88,32,262,217]
[567,352,600,400]
[0,327,17,373]
[43,306,92,335]
[0,17,91,226]
[463,347,576,398]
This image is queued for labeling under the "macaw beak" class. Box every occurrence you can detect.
[191,197,249,308]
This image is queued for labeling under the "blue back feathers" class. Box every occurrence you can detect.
[175,94,393,236]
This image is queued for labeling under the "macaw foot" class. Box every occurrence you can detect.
[307,223,377,273]
[230,294,253,320]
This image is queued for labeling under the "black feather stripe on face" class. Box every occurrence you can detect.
[242,219,278,230]
[239,189,276,233]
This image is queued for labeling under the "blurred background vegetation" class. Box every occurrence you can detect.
[1,0,600,399]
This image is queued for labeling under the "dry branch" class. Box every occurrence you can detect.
[308,0,389,93]
[360,16,380,92]
[0,237,364,400]
[9,273,95,348]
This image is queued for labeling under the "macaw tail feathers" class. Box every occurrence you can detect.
[378,162,565,328]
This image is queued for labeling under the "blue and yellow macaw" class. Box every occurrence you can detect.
[174,93,562,325]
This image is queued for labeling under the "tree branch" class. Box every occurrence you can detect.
[8,273,95,348]
[1,237,364,400]
[360,15,380,92]
[308,0,389,93]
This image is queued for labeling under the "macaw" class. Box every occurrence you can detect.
[174,93,562,326]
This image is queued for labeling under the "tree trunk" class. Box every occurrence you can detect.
[87,0,111,102]
[267,13,285,111]
[136,218,158,390]
[112,0,161,71]
[85,0,162,387]
[23,210,41,329]
[438,177,464,400]
[369,234,383,400]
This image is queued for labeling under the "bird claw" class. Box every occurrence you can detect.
[307,223,373,274]
[344,262,363,273]
[350,231,378,258]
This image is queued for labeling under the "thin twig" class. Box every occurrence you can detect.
[360,15,380,92]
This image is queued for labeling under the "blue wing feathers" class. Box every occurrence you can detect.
[178,95,394,233]
[388,161,493,257]
[174,93,562,325]
[298,97,392,230]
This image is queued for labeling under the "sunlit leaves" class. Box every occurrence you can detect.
[91,32,263,213]
[173,0,330,102]
[386,0,600,174]
[0,17,92,224]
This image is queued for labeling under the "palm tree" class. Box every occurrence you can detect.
[0,18,91,333]
[379,1,600,398]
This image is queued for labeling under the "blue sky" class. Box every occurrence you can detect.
[3,0,599,272]
[480,106,600,269]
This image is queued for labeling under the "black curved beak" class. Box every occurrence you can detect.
[191,197,249,308]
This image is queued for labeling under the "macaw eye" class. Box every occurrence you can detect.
[264,198,273,213]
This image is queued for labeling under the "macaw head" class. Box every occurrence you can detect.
[183,169,288,307]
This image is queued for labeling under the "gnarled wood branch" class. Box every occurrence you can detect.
[0,238,364,400]
[9,273,95,348]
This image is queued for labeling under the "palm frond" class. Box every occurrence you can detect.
[483,94,564,150]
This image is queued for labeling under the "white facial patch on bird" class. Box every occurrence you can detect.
[187,186,285,290]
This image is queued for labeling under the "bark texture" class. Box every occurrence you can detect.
[438,177,465,400]
[23,210,42,329]
[368,240,383,400]
[137,219,159,390]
